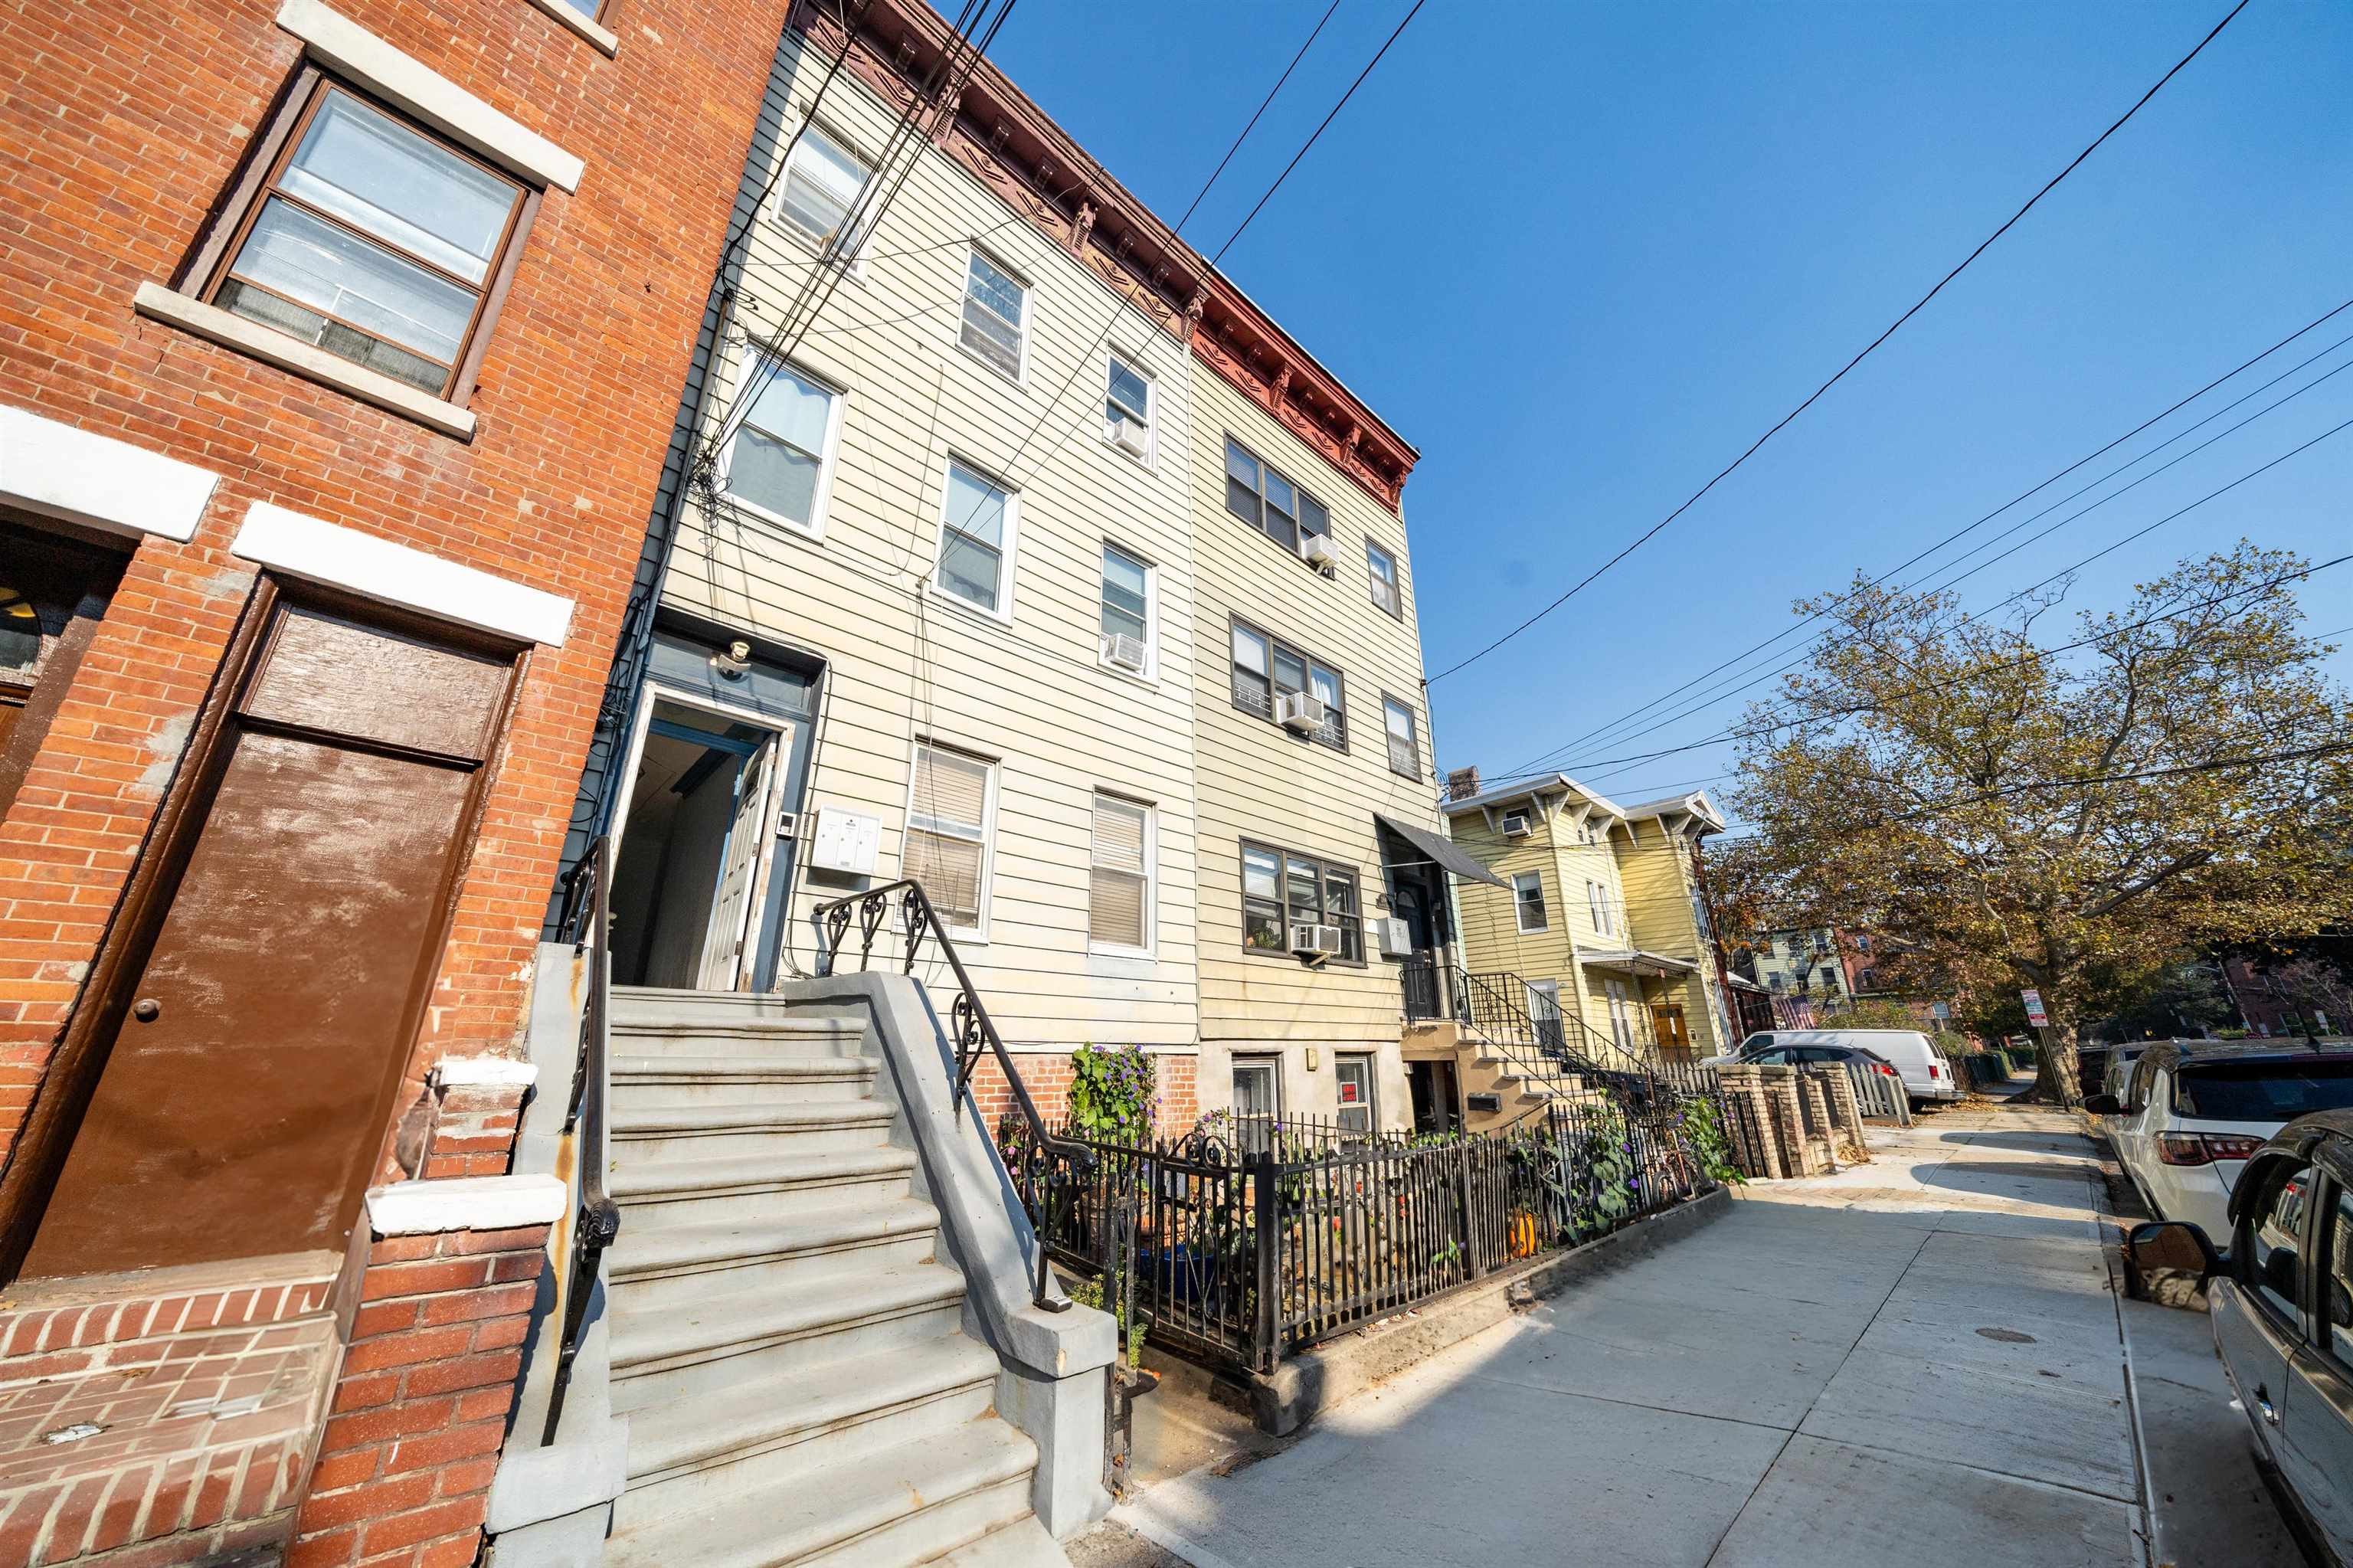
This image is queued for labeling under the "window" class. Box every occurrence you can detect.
[1366,538,1402,619]
[2326,1185,2353,1365]
[2246,1161,2312,1321]
[2176,1062,2353,1121]
[1605,978,1638,1052]
[719,354,839,532]
[934,461,1016,618]
[1242,842,1362,962]
[198,80,529,399]
[1232,1056,1281,1154]
[959,250,1026,378]
[1586,881,1614,938]
[905,743,993,934]
[1105,354,1153,459]
[1335,1055,1376,1135]
[774,123,872,259]
[1512,872,1547,934]
[1528,980,1565,1052]
[1088,793,1152,952]
[1228,619,1346,748]
[1382,696,1419,780]
[1098,543,1153,673]
[1222,437,1329,555]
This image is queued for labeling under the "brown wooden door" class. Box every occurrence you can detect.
[15,596,517,1282]
[1651,1003,1691,1058]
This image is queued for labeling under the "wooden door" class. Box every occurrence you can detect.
[1651,1003,1691,1058]
[13,595,517,1282]
[699,732,775,990]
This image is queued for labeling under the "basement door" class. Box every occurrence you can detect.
[15,595,518,1282]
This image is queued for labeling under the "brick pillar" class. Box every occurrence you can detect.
[1762,1069,1824,1177]
[1714,1066,1785,1180]
[1817,1067,1870,1161]
[289,1179,561,1568]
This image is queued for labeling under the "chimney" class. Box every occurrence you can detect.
[1445,766,1482,801]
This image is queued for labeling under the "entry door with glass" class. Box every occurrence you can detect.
[1232,1056,1281,1156]
[1527,980,1565,1055]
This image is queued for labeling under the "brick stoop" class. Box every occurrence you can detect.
[0,1272,342,1568]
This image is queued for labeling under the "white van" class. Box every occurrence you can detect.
[1731,1029,1963,1105]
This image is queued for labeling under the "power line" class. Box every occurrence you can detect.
[1426,0,2253,685]
[1175,0,1346,233]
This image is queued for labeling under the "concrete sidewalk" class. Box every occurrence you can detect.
[1101,1091,2168,1567]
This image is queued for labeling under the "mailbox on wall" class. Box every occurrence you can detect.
[807,805,880,875]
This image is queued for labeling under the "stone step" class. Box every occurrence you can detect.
[610,1144,918,1209]
[933,1517,1072,1567]
[611,1055,877,1105]
[609,1018,872,1061]
[609,1098,896,1163]
[609,1262,968,1397]
[606,1416,1039,1568]
[607,1199,940,1311]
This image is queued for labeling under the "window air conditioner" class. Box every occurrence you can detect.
[1275,691,1327,733]
[1375,916,1413,957]
[1298,533,1337,569]
[1101,632,1148,672]
[1290,922,1345,957]
[1110,414,1148,456]
[1499,810,1533,838]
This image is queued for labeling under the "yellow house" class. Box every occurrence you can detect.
[1441,771,1733,1065]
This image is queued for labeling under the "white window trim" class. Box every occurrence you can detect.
[519,0,618,55]
[0,404,219,542]
[1232,1054,1284,1120]
[928,457,1020,625]
[1096,539,1158,683]
[1335,1052,1376,1132]
[956,245,1029,385]
[1512,871,1548,934]
[902,738,998,942]
[712,345,846,539]
[768,119,875,273]
[1366,536,1402,619]
[1086,791,1157,959]
[231,501,573,645]
[1102,349,1155,467]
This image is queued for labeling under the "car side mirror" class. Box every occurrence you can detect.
[2126,1219,2220,1307]
[2083,1093,2122,1115]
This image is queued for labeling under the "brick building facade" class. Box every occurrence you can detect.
[0,0,790,1561]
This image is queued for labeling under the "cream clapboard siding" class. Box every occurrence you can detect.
[1185,362,1438,1130]
[1612,823,1728,1054]
[660,31,1200,1051]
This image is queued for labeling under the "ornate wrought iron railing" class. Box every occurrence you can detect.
[542,835,623,1443]
[1401,955,1720,1107]
[812,879,1085,1312]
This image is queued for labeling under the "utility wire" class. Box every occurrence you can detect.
[1176,0,1346,232]
[1426,0,2253,685]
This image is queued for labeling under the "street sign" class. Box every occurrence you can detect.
[2021,989,2048,1027]
[1931,1000,1951,1020]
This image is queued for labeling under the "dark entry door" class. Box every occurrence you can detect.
[1408,1059,1459,1136]
[15,596,516,1282]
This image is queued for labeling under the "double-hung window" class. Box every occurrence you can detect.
[1586,880,1615,938]
[201,80,529,399]
[934,461,1016,618]
[1335,1054,1376,1136]
[959,250,1026,379]
[775,123,873,260]
[1229,620,1346,748]
[720,355,839,532]
[1513,872,1547,934]
[1222,437,1329,555]
[905,742,993,934]
[1382,695,1419,779]
[1098,543,1153,673]
[1366,538,1403,619]
[1105,355,1153,459]
[1088,793,1153,952]
[1242,842,1362,962]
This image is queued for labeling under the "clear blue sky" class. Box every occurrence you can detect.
[990,0,2353,817]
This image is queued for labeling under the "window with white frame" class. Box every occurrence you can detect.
[1586,879,1614,938]
[720,355,839,532]
[1366,537,1402,619]
[934,460,1015,617]
[905,742,993,933]
[1381,695,1419,779]
[774,123,872,259]
[1512,871,1547,933]
[1223,437,1330,555]
[1098,542,1152,673]
[1105,353,1152,458]
[1088,792,1152,951]
[959,250,1026,378]
[1605,978,1637,1052]
[1335,1053,1376,1135]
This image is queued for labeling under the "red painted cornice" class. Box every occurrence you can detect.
[788,0,1418,512]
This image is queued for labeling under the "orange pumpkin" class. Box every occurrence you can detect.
[1507,1213,1541,1259]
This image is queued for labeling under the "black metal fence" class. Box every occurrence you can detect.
[1006,1089,1719,1376]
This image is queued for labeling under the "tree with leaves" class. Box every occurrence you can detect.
[1716,543,2352,1102]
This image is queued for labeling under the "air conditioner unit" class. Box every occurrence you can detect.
[1100,632,1148,671]
[1290,922,1345,957]
[1499,810,1533,838]
[1375,916,1413,957]
[1109,414,1148,456]
[1298,533,1337,568]
[1275,691,1327,733]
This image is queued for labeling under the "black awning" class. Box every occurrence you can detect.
[1376,812,1507,888]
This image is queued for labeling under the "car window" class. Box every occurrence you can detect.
[1753,1047,1796,1064]
[1798,1048,1842,1064]
[2328,1182,2353,1366]
[1739,1034,1773,1053]
[2176,1062,2353,1121]
[2246,1161,2313,1322]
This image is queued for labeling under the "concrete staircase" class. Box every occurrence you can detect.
[596,987,1072,1568]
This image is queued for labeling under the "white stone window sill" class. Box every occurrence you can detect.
[134,283,476,441]
[365,1174,567,1236]
[520,0,619,56]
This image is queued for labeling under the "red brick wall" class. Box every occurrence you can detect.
[0,0,793,1174]
[967,1051,1200,1140]
[286,1226,546,1568]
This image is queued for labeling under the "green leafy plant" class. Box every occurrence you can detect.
[1679,1095,1746,1186]
[1068,1043,1156,1142]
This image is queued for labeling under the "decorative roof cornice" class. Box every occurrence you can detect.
[791,0,1419,512]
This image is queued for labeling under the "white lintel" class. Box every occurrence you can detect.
[232,501,574,647]
[365,1174,567,1236]
[430,1056,541,1089]
[0,402,220,542]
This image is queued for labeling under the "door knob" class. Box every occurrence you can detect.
[131,998,162,1023]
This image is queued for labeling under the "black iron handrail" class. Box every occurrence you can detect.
[813,879,1085,1312]
[541,835,623,1444]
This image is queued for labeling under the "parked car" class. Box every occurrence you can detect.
[2125,1111,2353,1567]
[2090,1043,2353,1242]
[1736,1039,1907,1088]
[1727,1029,1962,1106]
